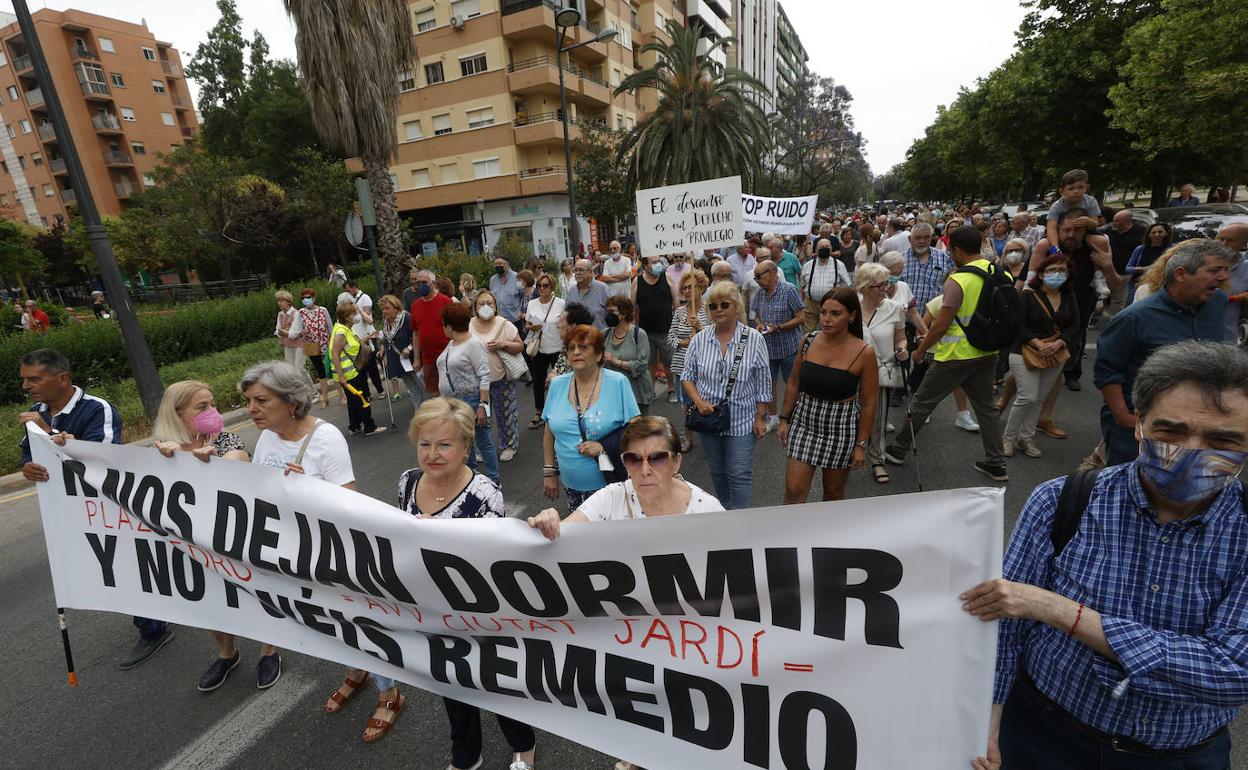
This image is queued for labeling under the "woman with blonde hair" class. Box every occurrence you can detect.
[153,380,252,692]
[458,273,478,307]
[273,290,306,369]
[667,269,710,452]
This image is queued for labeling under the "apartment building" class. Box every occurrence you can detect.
[774,2,807,105]
[0,8,196,228]
[392,0,683,260]
[687,0,730,65]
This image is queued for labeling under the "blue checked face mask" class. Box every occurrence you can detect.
[1136,438,1247,503]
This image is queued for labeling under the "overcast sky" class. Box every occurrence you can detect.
[6,0,1027,177]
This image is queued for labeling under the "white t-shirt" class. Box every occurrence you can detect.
[889,279,914,311]
[880,231,911,255]
[337,290,375,337]
[861,297,906,387]
[579,479,724,520]
[601,255,633,298]
[253,422,355,486]
[526,296,566,354]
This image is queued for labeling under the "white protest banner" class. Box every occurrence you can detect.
[636,176,743,255]
[742,194,819,235]
[31,426,1001,770]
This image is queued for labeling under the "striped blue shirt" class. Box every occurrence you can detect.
[681,322,772,436]
[997,462,1248,749]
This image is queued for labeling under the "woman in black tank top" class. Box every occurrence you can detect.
[777,287,879,503]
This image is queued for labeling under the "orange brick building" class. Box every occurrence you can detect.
[0,8,197,228]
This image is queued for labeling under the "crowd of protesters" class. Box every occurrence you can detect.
[12,170,1248,770]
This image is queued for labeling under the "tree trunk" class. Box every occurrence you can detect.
[365,158,408,296]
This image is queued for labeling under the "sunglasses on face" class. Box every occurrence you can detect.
[620,450,674,469]
[753,267,773,279]
[707,302,733,311]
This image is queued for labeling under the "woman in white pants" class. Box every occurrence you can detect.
[855,263,908,484]
[1003,252,1080,458]
[274,290,305,370]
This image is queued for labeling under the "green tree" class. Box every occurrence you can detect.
[185,0,249,156]
[0,219,46,298]
[767,73,868,202]
[288,148,355,272]
[615,20,770,189]
[572,120,634,238]
[283,0,417,294]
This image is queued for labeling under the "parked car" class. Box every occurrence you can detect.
[1127,203,1248,232]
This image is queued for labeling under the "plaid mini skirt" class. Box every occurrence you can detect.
[787,394,859,469]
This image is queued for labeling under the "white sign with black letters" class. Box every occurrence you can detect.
[636,176,743,255]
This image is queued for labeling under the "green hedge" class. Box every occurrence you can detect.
[0,303,74,336]
[0,280,355,405]
[0,337,282,475]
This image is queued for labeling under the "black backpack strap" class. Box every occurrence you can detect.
[1050,468,1100,558]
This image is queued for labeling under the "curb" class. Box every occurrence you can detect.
[0,406,253,498]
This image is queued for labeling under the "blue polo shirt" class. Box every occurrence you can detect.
[1093,288,1229,411]
[19,386,122,464]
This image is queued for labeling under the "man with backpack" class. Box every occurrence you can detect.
[884,225,1013,482]
[962,341,1248,770]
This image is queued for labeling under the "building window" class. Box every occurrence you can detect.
[390,172,399,190]
[142,174,155,187]
[656,10,666,27]
[99,37,115,53]
[459,53,487,77]
[402,120,422,141]
[616,114,624,130]
[131,142,146,155]
[142,47,156,61]
[432,113,452,136]
[415,7,436,31]
[466,106,494,129]
[472,157,500,179]
[31,152,42,166]
[439,163,458,184]
[611,67,622,86]
[110,72,126,88]
[0,52,7,67]
[411,168,430,188]
[161,112,175,126]
[151,79,165,94]
[120,107,137,122]
[450,0,480,19]
[6,85,16,101]
[398,70,415,92]
[424,62,444,85]
[0,193,7,204]
[43,183,53,197]
[4,126,12,139]
[16,156,24,168]
[18,120,30,134]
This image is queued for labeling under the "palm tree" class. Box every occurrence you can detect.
[615,21,770,190]
[283,0,415,292]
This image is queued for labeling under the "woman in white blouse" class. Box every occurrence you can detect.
[435,302,500,485]
[856,263,909,485]
[468,289,524,462]
[524,274,565,429]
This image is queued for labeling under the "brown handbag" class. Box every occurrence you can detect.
[1021,289,1071,370]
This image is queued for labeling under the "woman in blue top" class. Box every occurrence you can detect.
[541,324,640,513]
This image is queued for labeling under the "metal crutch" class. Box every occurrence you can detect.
[900,362,924,492]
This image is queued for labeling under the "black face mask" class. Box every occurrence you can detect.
[605,313,620,327]
[818,248,832,259]
[495,266,507,276]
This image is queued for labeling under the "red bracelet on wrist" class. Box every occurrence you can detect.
[1068,602,1085,635]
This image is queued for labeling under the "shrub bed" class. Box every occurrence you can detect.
[0,337,283,476]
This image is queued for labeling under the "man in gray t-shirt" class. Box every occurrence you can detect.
[564,259,610,330]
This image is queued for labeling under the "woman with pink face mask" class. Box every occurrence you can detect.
[152,380,255,693]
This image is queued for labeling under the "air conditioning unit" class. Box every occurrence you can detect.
[450,15,464,30]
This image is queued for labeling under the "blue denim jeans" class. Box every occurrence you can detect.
[1101,403,1139,467]
[1001,671,1230,770]
[452,391,500,485]
[374,674,396,691]
[133,616,167,641]
[700,432,757,509]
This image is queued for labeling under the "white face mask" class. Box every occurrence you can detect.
[477,305,495,320]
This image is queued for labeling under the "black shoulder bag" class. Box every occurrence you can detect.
[685,326,749,435]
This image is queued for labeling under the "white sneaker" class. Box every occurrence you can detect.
[1018,438,1042,458]
[764,415,779,434]
[954,411,980,433]
[500,447,517,462]
[667,390,678,403]
[1002,438,1014,457]
[886,422,895,432]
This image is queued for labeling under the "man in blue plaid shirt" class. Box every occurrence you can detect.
[963,340,1248,770]
[750,257,804,431]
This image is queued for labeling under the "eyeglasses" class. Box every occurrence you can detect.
[706,301,733,311]
[867,282,888,291]
[621,450,675,469]
[753,267,774,279]
[537,282,553,290]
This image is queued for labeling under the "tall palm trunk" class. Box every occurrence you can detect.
[365,157,407,294]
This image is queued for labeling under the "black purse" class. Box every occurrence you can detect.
[685,327,748,435]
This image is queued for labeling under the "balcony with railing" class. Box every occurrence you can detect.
[519,165,568,196]
[36,123,55,141]
[114,181,136,198]
[513,111,580,145]
[172,95,192,110]
[24,87,44,108]
[103,149,133,166]
[80,80,111,99]
[50,158,67,174]
[92,113,122,132]
[61,188,75,205]
[180,125,193,138]
[69,45,98,61]
[13,53,31,73]
[161,60,181,78]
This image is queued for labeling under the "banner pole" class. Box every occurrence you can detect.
[57,607,77,687]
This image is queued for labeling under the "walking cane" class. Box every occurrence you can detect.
[58,607,77,686]
[377,340,397,429]
[900,363,924,492]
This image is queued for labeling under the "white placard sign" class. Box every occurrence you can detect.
[636,176,743,255]
[31,425,1001,770]
[742,193,819,235]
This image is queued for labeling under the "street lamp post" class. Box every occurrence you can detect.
[554,8,616,262]
[13,0,164,420]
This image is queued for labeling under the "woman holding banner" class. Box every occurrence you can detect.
[395,398,536,770]
[152,380,251,692]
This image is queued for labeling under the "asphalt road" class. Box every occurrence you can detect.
[1,346,1245,769]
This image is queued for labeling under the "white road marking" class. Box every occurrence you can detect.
[156,676,317,770]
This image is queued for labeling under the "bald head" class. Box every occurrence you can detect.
[1011,212,1030,231]
[1112,209,1135,233]
[1217,222,1248,253]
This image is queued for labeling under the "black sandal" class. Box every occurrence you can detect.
[872,465,890,484]
[528,417,543,430]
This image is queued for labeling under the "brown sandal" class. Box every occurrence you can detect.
[362,692,406,743]
[324,671,370,713]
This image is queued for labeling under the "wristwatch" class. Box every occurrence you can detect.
[855,439,868,449]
